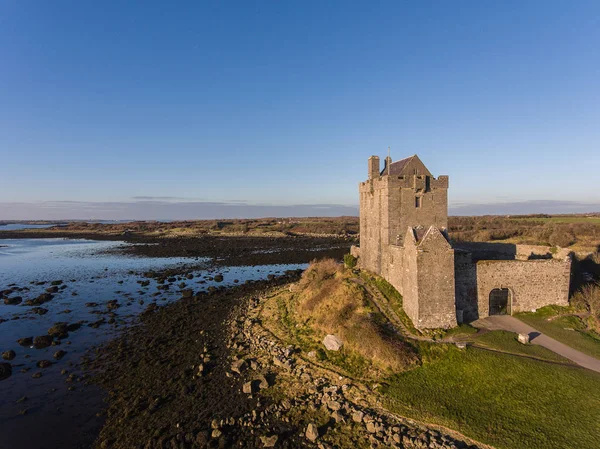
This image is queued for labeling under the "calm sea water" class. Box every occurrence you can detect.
[0,223,60,231]
[0,238,306,449]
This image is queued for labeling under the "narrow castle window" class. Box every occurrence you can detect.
[415,196,421,208]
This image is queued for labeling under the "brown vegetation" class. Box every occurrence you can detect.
[292,259,418,373]
[571,282,600,332]
[449,215,600,249]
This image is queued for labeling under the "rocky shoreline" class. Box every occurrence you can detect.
[0,231,354,267]
[85,273,489,449]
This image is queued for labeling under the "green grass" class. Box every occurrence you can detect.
[382,345,600,449]
[516,307,600,359]
[473,330,570,363]
[365,273,420,335]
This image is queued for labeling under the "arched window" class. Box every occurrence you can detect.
[489,288,511,315]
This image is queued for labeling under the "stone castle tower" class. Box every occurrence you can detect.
[352,153,571,329]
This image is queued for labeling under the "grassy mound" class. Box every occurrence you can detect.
[286,259,419,376]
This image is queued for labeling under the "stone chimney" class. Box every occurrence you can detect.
[368,156,380,180]
[384,155,392,175]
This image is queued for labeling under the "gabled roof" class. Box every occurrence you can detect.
[385,155,415,176]
[382,154,431,177]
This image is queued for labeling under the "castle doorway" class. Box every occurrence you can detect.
[489,288,511,315]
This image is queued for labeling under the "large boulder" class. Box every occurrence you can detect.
[323,334,343,351]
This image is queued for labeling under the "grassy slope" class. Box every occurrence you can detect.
[517,309,600,359]
[383,345,600,449]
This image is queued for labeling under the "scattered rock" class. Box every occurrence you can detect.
[31,307,49,315]
[53,350,67,360]
[260,434,278,447]
[242,381,255,394]
[2,350,16,361]
[305,423,319,442]
[33,335,54,349]
[352,410,364,423]
[323,334,343,351]
[214,274,224,282]
[48,323,69,339]
[231,359,247,374]
[4,296,22,305]
[37,360,53,368]
[17,337,33,347]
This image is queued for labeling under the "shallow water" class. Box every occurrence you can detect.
[0,223,60,231]
[0,238,306,449]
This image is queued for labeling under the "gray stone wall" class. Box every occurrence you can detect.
[401,229,419,325]
[415,228,457,329]
[476,257,571,317]
[387,175,448,246]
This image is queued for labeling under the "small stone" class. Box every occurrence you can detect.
[211,429,222,439]
[258,375,270,390]
[2,350,16,361]
[260,434,278,447]
[231,359,247,374]
[53,350,67,360]
[242,381,254,394]
[331,410,344,423]
[327,400,341,411]
[352,411,364,423]
[305,423,319,442]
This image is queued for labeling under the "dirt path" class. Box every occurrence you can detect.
[474,315,600,373]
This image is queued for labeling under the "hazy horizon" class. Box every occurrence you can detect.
[1,198,600,221]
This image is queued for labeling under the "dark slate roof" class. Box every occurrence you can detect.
[383,155,416,176]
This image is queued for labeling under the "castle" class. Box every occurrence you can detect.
[350,154,572,329]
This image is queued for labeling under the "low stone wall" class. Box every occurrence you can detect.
[476,257,571,317]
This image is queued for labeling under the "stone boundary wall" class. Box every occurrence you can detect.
[476,258,571,317]
[453,242,571,261]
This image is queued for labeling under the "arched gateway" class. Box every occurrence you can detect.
[489,288,511,315]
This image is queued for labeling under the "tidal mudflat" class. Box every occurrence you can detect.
[0,238,309,449]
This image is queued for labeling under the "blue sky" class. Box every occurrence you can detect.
[1,1,599,219]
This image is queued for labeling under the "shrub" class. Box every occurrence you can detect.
[571,282,600,332]
[343,253,357,268]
